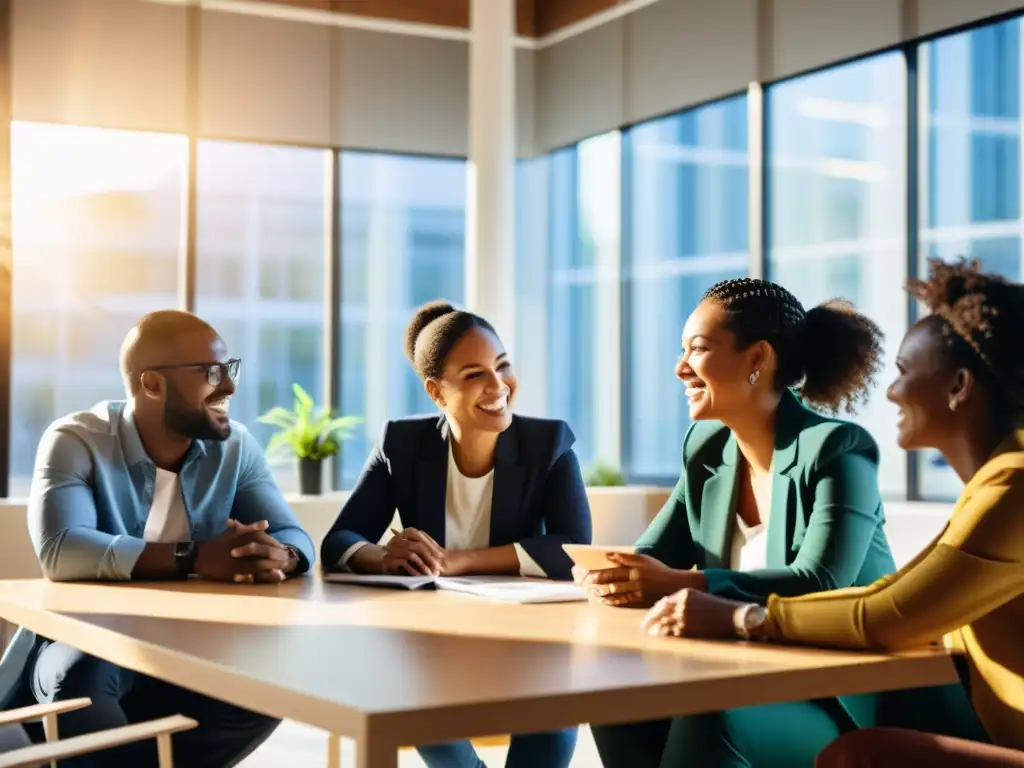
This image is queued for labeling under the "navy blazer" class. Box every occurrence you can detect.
[321,414,592,580]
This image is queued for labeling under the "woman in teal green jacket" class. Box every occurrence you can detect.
[583,278,981,768]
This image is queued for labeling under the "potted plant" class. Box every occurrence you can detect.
[257,383,361,495]
[584,463,626,487]
[582,463,673,547]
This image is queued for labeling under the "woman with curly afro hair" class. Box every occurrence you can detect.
[643,259,1024,767]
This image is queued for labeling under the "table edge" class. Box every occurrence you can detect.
[0,596,369,738]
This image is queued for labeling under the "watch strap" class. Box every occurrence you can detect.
[174,541,198,578]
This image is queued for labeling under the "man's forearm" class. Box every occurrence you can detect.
[37,530,147,582]
[131,542,183,580]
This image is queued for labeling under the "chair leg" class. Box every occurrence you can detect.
[327,733,341,768]
[156,732,174,768]
[41,714,57,743]
[41,714,58,768]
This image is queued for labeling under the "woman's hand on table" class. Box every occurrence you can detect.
[577,554,706,608]
[382,528,445,576]
[641,588,746,639]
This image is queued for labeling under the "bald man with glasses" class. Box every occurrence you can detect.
[4,309,315,767]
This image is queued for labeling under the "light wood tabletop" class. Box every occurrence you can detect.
[0,576,958,768]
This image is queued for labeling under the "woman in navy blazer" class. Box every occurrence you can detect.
[321,300,591,768]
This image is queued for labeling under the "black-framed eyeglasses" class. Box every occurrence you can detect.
[146,358,241,387]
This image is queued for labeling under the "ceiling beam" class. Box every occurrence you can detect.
[148,0,663,48]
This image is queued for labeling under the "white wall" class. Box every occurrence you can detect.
[12,0,536,156]
[535,0,1024,153]
[13,0,189,134]
[0,492,949,581]
[13,0,1024,156]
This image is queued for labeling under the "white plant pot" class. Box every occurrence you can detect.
[584,486,672,546]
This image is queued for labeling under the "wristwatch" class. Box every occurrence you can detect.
[732,603,767,640]
[174,541,198,578]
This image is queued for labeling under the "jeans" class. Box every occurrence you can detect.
[417,727,578,768]
[16,639,280,768]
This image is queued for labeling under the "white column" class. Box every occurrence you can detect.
[579,132,622,468]
[466,0,516,354]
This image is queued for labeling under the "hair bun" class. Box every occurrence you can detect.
[404,300,457,364]
[800,298,884,414]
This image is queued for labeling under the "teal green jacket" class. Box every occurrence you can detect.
[637,389,896,604]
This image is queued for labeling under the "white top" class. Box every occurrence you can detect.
[444,442,494,551]
[730,515,769,572]
[142,468,191,543]
[729,477,771,572]
[338,444,546,577]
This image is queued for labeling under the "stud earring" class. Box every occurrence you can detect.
[749,371,760,386]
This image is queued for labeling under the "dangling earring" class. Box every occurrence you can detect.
[949,399,958,412]
[749,371,760,387]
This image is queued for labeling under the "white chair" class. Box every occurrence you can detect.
[0,697,196,768]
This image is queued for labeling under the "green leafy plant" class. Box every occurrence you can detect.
[584,463,626,487]
[257,383,361,462]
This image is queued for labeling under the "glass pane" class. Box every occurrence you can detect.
[625,96,749,479]
[766,52,907,498]
[513,157,549,420]
[918,18,1023,500]
[338,152,466,488]
[10,122,186,496]
[193,141,328,494]
[545,132,621,473]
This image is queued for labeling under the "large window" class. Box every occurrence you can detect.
[918,18,1023,499]
[624,96,749,480]
[513,157,547,422]
[338,152,466,487]
[546,133,622,473]
[10,123,186,495]
[514,134,622,473]
[766,53,907,498]
[194,141,329,493]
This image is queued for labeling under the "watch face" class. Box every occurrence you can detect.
[734,604,764,637]
[745,606,766,630]
[175,541,195,557]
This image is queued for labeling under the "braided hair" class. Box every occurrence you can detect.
[703,278,884,414]
[908,257,1024,409]
[404,300,499,380]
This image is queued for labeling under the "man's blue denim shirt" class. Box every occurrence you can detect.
[28,400,315,581]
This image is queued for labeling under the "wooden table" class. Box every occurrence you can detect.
[0,577,958,768]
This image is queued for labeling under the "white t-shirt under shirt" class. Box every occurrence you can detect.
[728,477,771,572]
[730,513,769,572]
[338,443,546,576]
[142,468,191,543]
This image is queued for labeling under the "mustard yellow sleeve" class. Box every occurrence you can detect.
[765,482,1024,650]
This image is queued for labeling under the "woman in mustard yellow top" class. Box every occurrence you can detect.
[640,258,1024,766]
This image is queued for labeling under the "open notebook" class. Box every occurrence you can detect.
[323,573,587,604]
